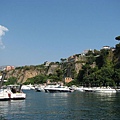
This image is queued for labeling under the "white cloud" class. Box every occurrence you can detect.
[0,25,9,49]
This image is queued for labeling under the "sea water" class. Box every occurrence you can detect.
[0,90,120,120]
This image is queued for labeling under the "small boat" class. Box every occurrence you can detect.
[7,85,26,100]
[0,88,10,101]
[0,85,26,101]
[44,84,74,93]
[35,85,45,92]
[0,70,10,101]
[0,68,26,100]
[35,87,42,92]
[93,86,116,93]
[116,89,120,92]
[83,87,94,92]
[76,86,84,92]
[21,85,31,90]
[21,84,35,90]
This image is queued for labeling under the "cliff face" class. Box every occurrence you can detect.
[4,52,91,83]
[2,46,118,85]
[6,66,47,83]
[47,64,59,75]
[75,62,85,74]
[5,61,84,83]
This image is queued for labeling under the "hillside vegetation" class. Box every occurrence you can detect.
[2,40,120,87]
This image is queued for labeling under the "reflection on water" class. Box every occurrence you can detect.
[0,91,120,120]
[92,92,117,101]
[0,100,25,119]
[0,101,9,115]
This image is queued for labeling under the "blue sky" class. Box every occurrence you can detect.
[0,0,120,66]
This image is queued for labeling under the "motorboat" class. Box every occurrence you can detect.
[21,85,31,90]
[83,87,94,92]
[75,86,84,92]
[21,84,35,90]
[35,85,45,92]
[7,85,26,100]
[35,87,42,92]
[116,89,120,92]
[44,84,74,93]
[93,86,116,93]
[0,66,26,100]
[0,70,10,101]
[0,88,10,101]
[0,85,26,100]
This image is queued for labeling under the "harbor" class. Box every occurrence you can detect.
[0,1,120,119]
[0,90,120,120]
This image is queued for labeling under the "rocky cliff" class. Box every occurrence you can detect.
[5,61,84,83]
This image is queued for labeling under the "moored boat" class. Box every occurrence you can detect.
[44,84,74,93]
[76,86,84,92]
[116,89,120,92]
[21,84,35,90]
[93,86,116,93]
[21,85,31,90]
[0,66,26,101]
[0,88,10,101]
[83,87,94,92]
[35,87,42,92]
[7,85,26,100]
[35,85,45,92]
[10,92,26,100]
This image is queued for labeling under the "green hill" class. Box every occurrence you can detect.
[2,41,120,87]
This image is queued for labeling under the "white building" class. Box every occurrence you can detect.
[102,46,110,50]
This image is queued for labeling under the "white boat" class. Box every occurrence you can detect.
[7,85,26,100]
[93,86,116,93]
[21,85,31,90]
[35,85,45,92]
[116,89,120,92]
[10,92,26,100]
[76,86,84,92]
[0,88,10,101]
[0,66,26,100]
[21,84,35,90]
[0,86,26,100]
[0,70,10,101]
[44,84,74,93]
[83,87,94,92]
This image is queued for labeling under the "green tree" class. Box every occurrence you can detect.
[4,77,17,85]
[56,69,63,80]
[85,50,96,65]
[113,43,120,68]
[77,64,94,86]
[95,67,115,86]
[115,36,120,40]
[113,69,120,86]
[77,69,84,83]
[24,75,48,84]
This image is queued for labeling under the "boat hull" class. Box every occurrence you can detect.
[0,89,10,101]
[93,87,116,93]
[44,89,72,93]
[0,87,26,101]
[0,98,10,101]
[10,93,26,100]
